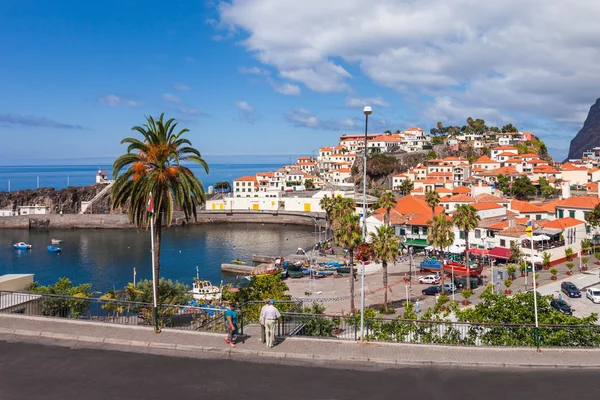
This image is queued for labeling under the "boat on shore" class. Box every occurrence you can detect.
[190,279,222,301]
[51,239,63,245]
[13,242,32,250]
[336,266,357,275]
[419,258,441,272]
[252,264,282,277]
[443,262,483,277]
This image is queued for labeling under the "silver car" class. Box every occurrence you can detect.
[586,287,600,303]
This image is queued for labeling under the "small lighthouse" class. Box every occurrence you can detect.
[96,169,108,184]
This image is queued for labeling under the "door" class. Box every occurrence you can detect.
[252,204,259,211]
[304,203,311,212]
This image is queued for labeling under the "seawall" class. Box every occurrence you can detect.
[0,211,325,230]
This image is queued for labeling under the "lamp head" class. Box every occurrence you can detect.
[363,106,372,116]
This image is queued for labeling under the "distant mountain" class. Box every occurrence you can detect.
[568,98,600,160]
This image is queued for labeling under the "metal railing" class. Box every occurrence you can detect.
[238,300,303,335]
[0,291,226,333]
[277,312,600,348]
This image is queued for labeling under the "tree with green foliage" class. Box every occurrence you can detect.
[111,114,209,305]
[370,225,401,312]
[428,214,455,294]
[509,241,523,264]
[304,179,314,190]
[425,190,441,222]
[335,212,362,312]
[399,179,414,197]
[130,278,192,305]
[496,174,510,195]
[214,181,231,191]
[367,153,399,178]
[25,277,93,318]
[319,195,335,239]
[501,123,518,133]
[538,177,556,199]
[375,190,396,226]
[511,176,536,200]
[453,204,481,278]
[585,204,600,233]
[427,150,437,159]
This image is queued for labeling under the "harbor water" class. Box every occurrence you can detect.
[0,224,315,292]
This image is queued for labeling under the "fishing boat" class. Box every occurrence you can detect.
[190,280,222,301]
[443,261,484,277]
[336,267,357,275]
[287,270,304,279]
[13,242,32,250]
[419,257,442,272]
[313,271,333,278]
[252,264,282,277]
[231,259,246,265]
[47,245,62,253]
[51,238,63,245]
[326,261,345,267]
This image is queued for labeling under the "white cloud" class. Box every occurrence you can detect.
[238,66,270,75]
[235,101,254,112]
[270,81,301,96]
[97,94,141,107]
[217,0,600,147]
[285,108,355,131]
[345,97,390,108]
[162,93,181,103]
[173,83,191,91]
[177,107,207,117]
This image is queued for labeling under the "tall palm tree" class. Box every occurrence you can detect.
[111,114,209,305]
[335,212,362,312]
[375,190,396,226]
[428,214,455,294]
[399,179,414,197]
[370,225,400,312]
[319,195,335,241]
[453,204,480,281]
[425,190,441,221]
[330,197,355,230]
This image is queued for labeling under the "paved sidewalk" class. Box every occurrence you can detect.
[1,314,599,369]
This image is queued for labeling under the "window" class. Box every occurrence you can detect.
[399,228,406,236]
[569,210,575,218]
[536,215,541,220]
[475,230,481,239]
[242,188,245,192]
[422,227,428,235]
[558,209,564,218]
[459,231,465,239]
[500,239,506,247]
[412,226,419,235]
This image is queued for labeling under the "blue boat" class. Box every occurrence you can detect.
[13,242,32,250]
[301,268,311,275]
[326,261,345,267]
[47,245,62,253]
[419,257,441,272]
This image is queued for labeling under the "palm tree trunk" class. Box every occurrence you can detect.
[349,248,355,312]
[440,249,445,294]
[464,230,470,285]
[153,212,162,309]
[383,261,388,312]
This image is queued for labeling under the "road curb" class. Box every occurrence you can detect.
[4,328,600,370]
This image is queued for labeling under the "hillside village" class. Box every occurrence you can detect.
[207,122,600,267]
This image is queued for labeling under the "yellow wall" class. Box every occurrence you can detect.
[304,203,311,212]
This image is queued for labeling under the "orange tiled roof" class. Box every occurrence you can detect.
[452,186,471,194]
[556,196,600,210]
[471,202,504,211]
[476,193,507,203]
[234,176,257,182]
[510,200,547,214]
[474,155,497,164]
[561,162,586,171]
[441,194,475,203]
[541,217,585,230]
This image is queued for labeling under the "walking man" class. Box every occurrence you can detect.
[415,299,421,314]
[224,302,238,348]
[263,300,281,348]
[259,298,270,343]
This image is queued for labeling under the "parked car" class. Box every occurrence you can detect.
[586,288,600,303]
[550,298,572,315]
[443,283,457,293]
[422,285,443,296]
[453,277,479,289]
[561,282,581,298]
[418,275,441,284]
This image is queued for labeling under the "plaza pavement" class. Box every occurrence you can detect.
[1,313,600,369]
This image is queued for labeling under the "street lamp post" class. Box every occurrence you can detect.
[360,106,372,341]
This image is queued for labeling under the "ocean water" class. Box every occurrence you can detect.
[0,224,315,292]
[0,163,284,192]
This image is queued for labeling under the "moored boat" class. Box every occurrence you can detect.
[419,257,441,272]
[443,262,483,277]
[252,264,282,277]
[190,279,222,301]
[231,259,246,265]
[13,242,32,250]
[51,238,63,245]
[47,245,62,253]
[336,267,357,275]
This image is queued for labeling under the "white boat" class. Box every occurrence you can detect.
[13,242,32,250]
[190,280,222,301]
[51,238,63,245]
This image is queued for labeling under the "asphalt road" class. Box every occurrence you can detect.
[1,341,599,400]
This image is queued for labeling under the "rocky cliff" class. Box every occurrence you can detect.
[568,98,600,160]
[0,184,111,214]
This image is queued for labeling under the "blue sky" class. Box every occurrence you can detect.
[1,0,599,164]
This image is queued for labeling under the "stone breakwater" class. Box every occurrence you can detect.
[0,211,324,230]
